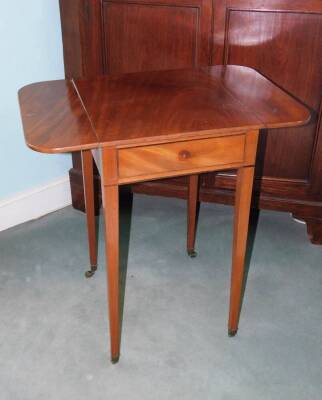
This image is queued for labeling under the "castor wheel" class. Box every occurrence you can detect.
[85,265,97,278]
[111,355,120,364]
[228,329,238,337]
[187,249,197,258]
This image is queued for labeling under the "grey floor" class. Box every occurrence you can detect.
[1,194,322,400]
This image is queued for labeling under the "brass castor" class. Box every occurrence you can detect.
[187,249,197,258]
[111,355,120,364]
[228,329,238,337]
[85,265,97,278]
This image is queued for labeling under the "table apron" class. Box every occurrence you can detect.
[100,130,259,186]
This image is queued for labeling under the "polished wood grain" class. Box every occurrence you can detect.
[60,0,212,213]
[59,0,212,75]
[81,150,98,278]
[18,81,98,153]
[60,0,322,245]
[102,0,212,74]
[60,0,212,219]
[19,66,310,154]
[59,0,105,217]
[212,67,311,130]
[59,0,104,79]
[211,0,322,243]
[103,2,198,74]
[118,135,246,183]
[19,67,310,363]
[215,2,322,181]
[74,66,309,148]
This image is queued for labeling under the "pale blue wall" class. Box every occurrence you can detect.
[0,0,71,199]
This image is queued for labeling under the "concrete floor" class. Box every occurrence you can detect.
[0,194,322,400]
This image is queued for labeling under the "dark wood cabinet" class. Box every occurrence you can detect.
[59,0,322,244]
[102,0,213,73]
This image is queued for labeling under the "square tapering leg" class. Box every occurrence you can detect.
[102,184,120,363]
[81,150,98,278]
[187,174,199,258]
[228,165,255,336]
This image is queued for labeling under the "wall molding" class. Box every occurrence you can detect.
[0,176,72,232]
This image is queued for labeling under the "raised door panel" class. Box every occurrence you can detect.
[102,0,212,74]
[225,10,322,181]
[59,0,104,78]
[212,1,322,193]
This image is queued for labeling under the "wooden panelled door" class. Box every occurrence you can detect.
[102,0,213,73]
[135,0,322,243]
[60,0,322,244]
[60,0,214,208]
[210,0,322,243]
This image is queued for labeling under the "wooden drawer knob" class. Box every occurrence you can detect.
[179,149,191,160]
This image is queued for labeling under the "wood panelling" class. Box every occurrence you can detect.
[59,0,322,244]
[102,0,212,74]
[222,9,322,180]
[224,11,322,110]
[208,0,322,242]
[103,2,199,73]
[59,0,104,78]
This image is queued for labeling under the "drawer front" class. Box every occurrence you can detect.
[118,134,246,182]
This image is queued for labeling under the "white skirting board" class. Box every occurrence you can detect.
[0,176,72,232]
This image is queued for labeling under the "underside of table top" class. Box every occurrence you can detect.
[18,65,310,154]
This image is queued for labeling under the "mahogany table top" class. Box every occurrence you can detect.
[18,65,310,153]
